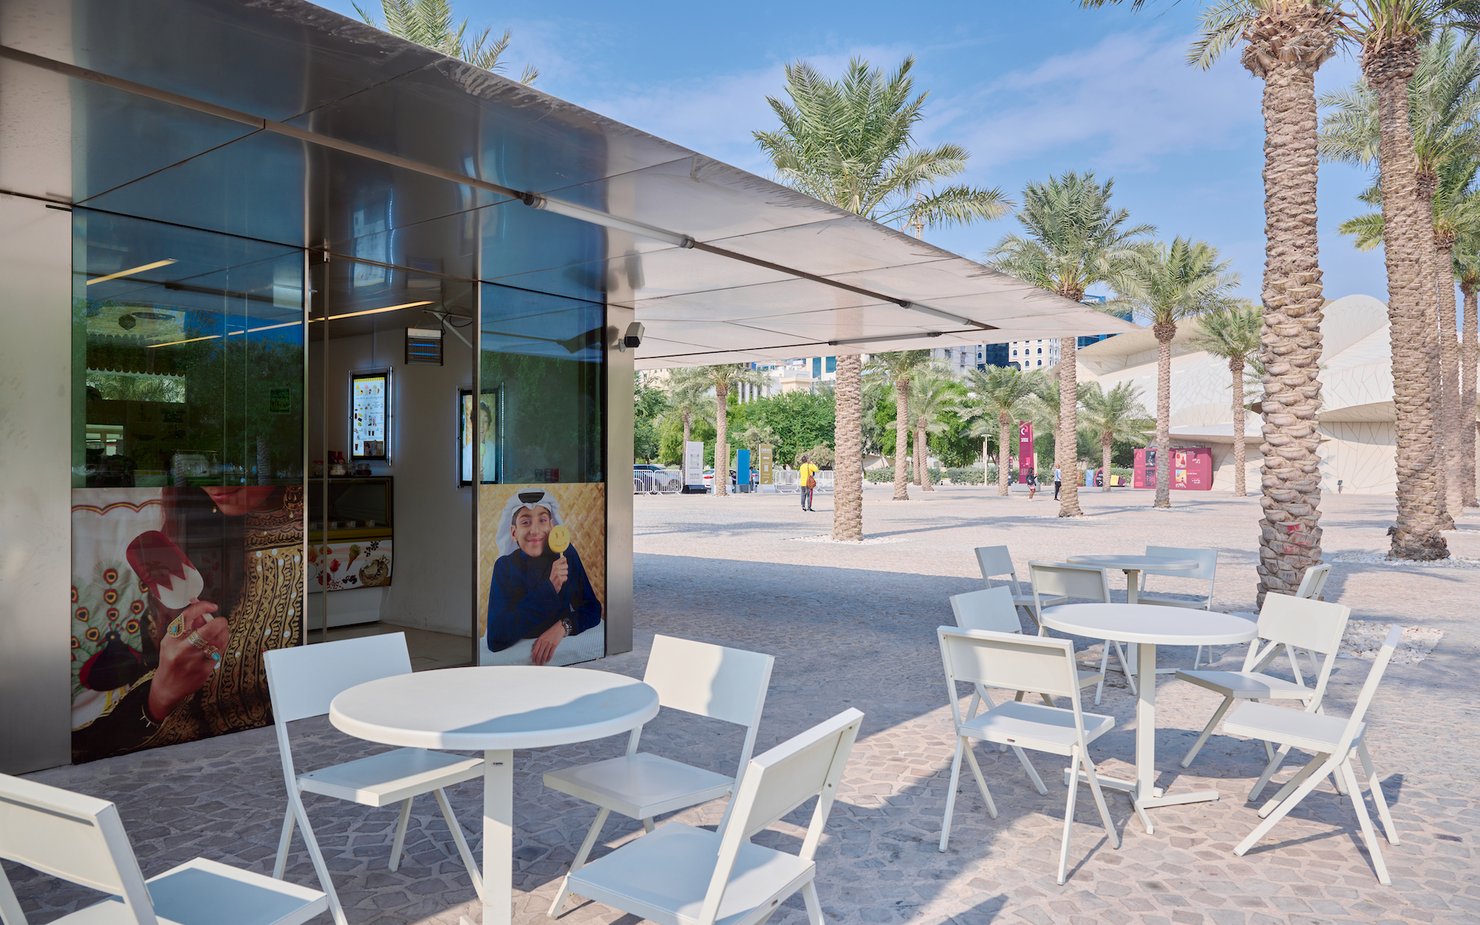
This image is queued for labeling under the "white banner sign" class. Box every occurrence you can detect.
[683,440,705,489]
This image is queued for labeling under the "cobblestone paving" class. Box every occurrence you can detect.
[16,486,1480,924]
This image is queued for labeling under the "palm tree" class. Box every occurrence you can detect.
[1078,382,1154,491]
[1322,28,1480,523]
[1082,1,1340,595]
[1118,238,1239,509]
[907,365,961,493]
[866,350,933,500]
[353,0,538,82]
[989,172,1152,517]
[1342,2,1480,559]
[964,366,1043,496]
[1193,302,1265,496]
[660,367,715,448]
[1456,236,1480,504]
[755,56,1011,541]
[698,365,765,497]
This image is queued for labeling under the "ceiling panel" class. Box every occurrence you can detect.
[2,0,443,121]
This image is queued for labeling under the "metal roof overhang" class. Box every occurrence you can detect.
[0,0,1136,366]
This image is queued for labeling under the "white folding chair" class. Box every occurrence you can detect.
[1295,563,1332,601]
[951,587,1055,793]
[264,633,483,925]
[1028,561,1135,704]
[1223,626,1402,884]
[975,545,1066,617]
[936,628,1146,884]
[556,708,863,924]
[0,773,327,925]
[545,635,774,916]
[1137,546,1218,667]
[1177,593,1351,778]
[956,586,1106,702]
[1287,563,1335,675]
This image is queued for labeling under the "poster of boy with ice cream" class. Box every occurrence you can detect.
[479,485,605,666]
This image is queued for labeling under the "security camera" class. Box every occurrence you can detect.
[622,322,645,350]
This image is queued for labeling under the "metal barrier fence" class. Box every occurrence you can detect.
[632,471,683,495]
[773,470,833,493]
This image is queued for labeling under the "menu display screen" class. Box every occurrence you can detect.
[352,371,389,459]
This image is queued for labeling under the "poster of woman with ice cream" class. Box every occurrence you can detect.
[481,485,604,666]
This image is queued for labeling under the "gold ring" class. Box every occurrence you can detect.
[167,615,187,637]
[186,630,209,650]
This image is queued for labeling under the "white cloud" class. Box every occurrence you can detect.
[568,44,915,176]
[954,27,1263,174]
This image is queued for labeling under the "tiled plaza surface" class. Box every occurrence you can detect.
[14,485,1480,924]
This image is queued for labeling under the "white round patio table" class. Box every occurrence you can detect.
[330,666,660,925]
[1040,603,1256,834]
[1065,554,1199,605]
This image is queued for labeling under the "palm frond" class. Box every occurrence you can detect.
[1189,0,1258,70]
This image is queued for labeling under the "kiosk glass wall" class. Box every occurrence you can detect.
[477,283,607,667]
[70,211,305,763]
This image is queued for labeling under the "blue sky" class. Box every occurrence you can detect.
[313,0,1386,302]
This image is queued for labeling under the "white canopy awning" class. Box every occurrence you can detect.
[0,0,1135,365]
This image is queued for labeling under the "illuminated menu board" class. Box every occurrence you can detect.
[352,371,388,459]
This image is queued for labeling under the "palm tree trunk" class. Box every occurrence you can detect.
[714,383,729,497]
[1436,236,1463,518]
[892,380,910,501]
[998,414,1012,497]
[1056,337,1082,517]
[1153,324,1175,509]
[832,354,864,541]
[1419,180,1454,529]
[1244,9,1334,600]
[918,421,934,491]
[1367,41,1448,559]
[1101,433,1112,492]
[682,415,693,485]
[1230,356,1247,497]
[1464,283,1479,507]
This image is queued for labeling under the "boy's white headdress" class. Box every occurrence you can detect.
[494,488,564,557]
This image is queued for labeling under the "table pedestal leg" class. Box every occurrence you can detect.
[1124,572,1140,674]
[462,749,513,925]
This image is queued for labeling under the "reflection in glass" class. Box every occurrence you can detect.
[70,211,306,762]
[479,284,604,484]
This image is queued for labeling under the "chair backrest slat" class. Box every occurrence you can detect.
[725,708,863,845]
[939,628,1079,700]
[700,709,862,925]
[950,587,1022,634]
[1296,563,1332,600]
[1338,626,1402,747]
[264,632,413,724]
[642,635,774,728]
[0,775,158,924]
[1145,545,1218,582]
[1256,594,1350,657]
[974,546,1018,591]
[1028,563,1110,604]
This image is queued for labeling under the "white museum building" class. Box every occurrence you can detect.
[1079,294,1428,496]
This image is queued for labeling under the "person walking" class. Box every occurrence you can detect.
[1053,464,1063,501]
[798,455,818,512]
[1026,468,1038,500]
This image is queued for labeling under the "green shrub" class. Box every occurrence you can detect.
[942,467,985,485]
[863,468,893,484]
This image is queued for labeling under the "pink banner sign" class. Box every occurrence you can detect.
[1017,421,1034,483]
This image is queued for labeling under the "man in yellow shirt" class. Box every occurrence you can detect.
[798,455,819,512]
